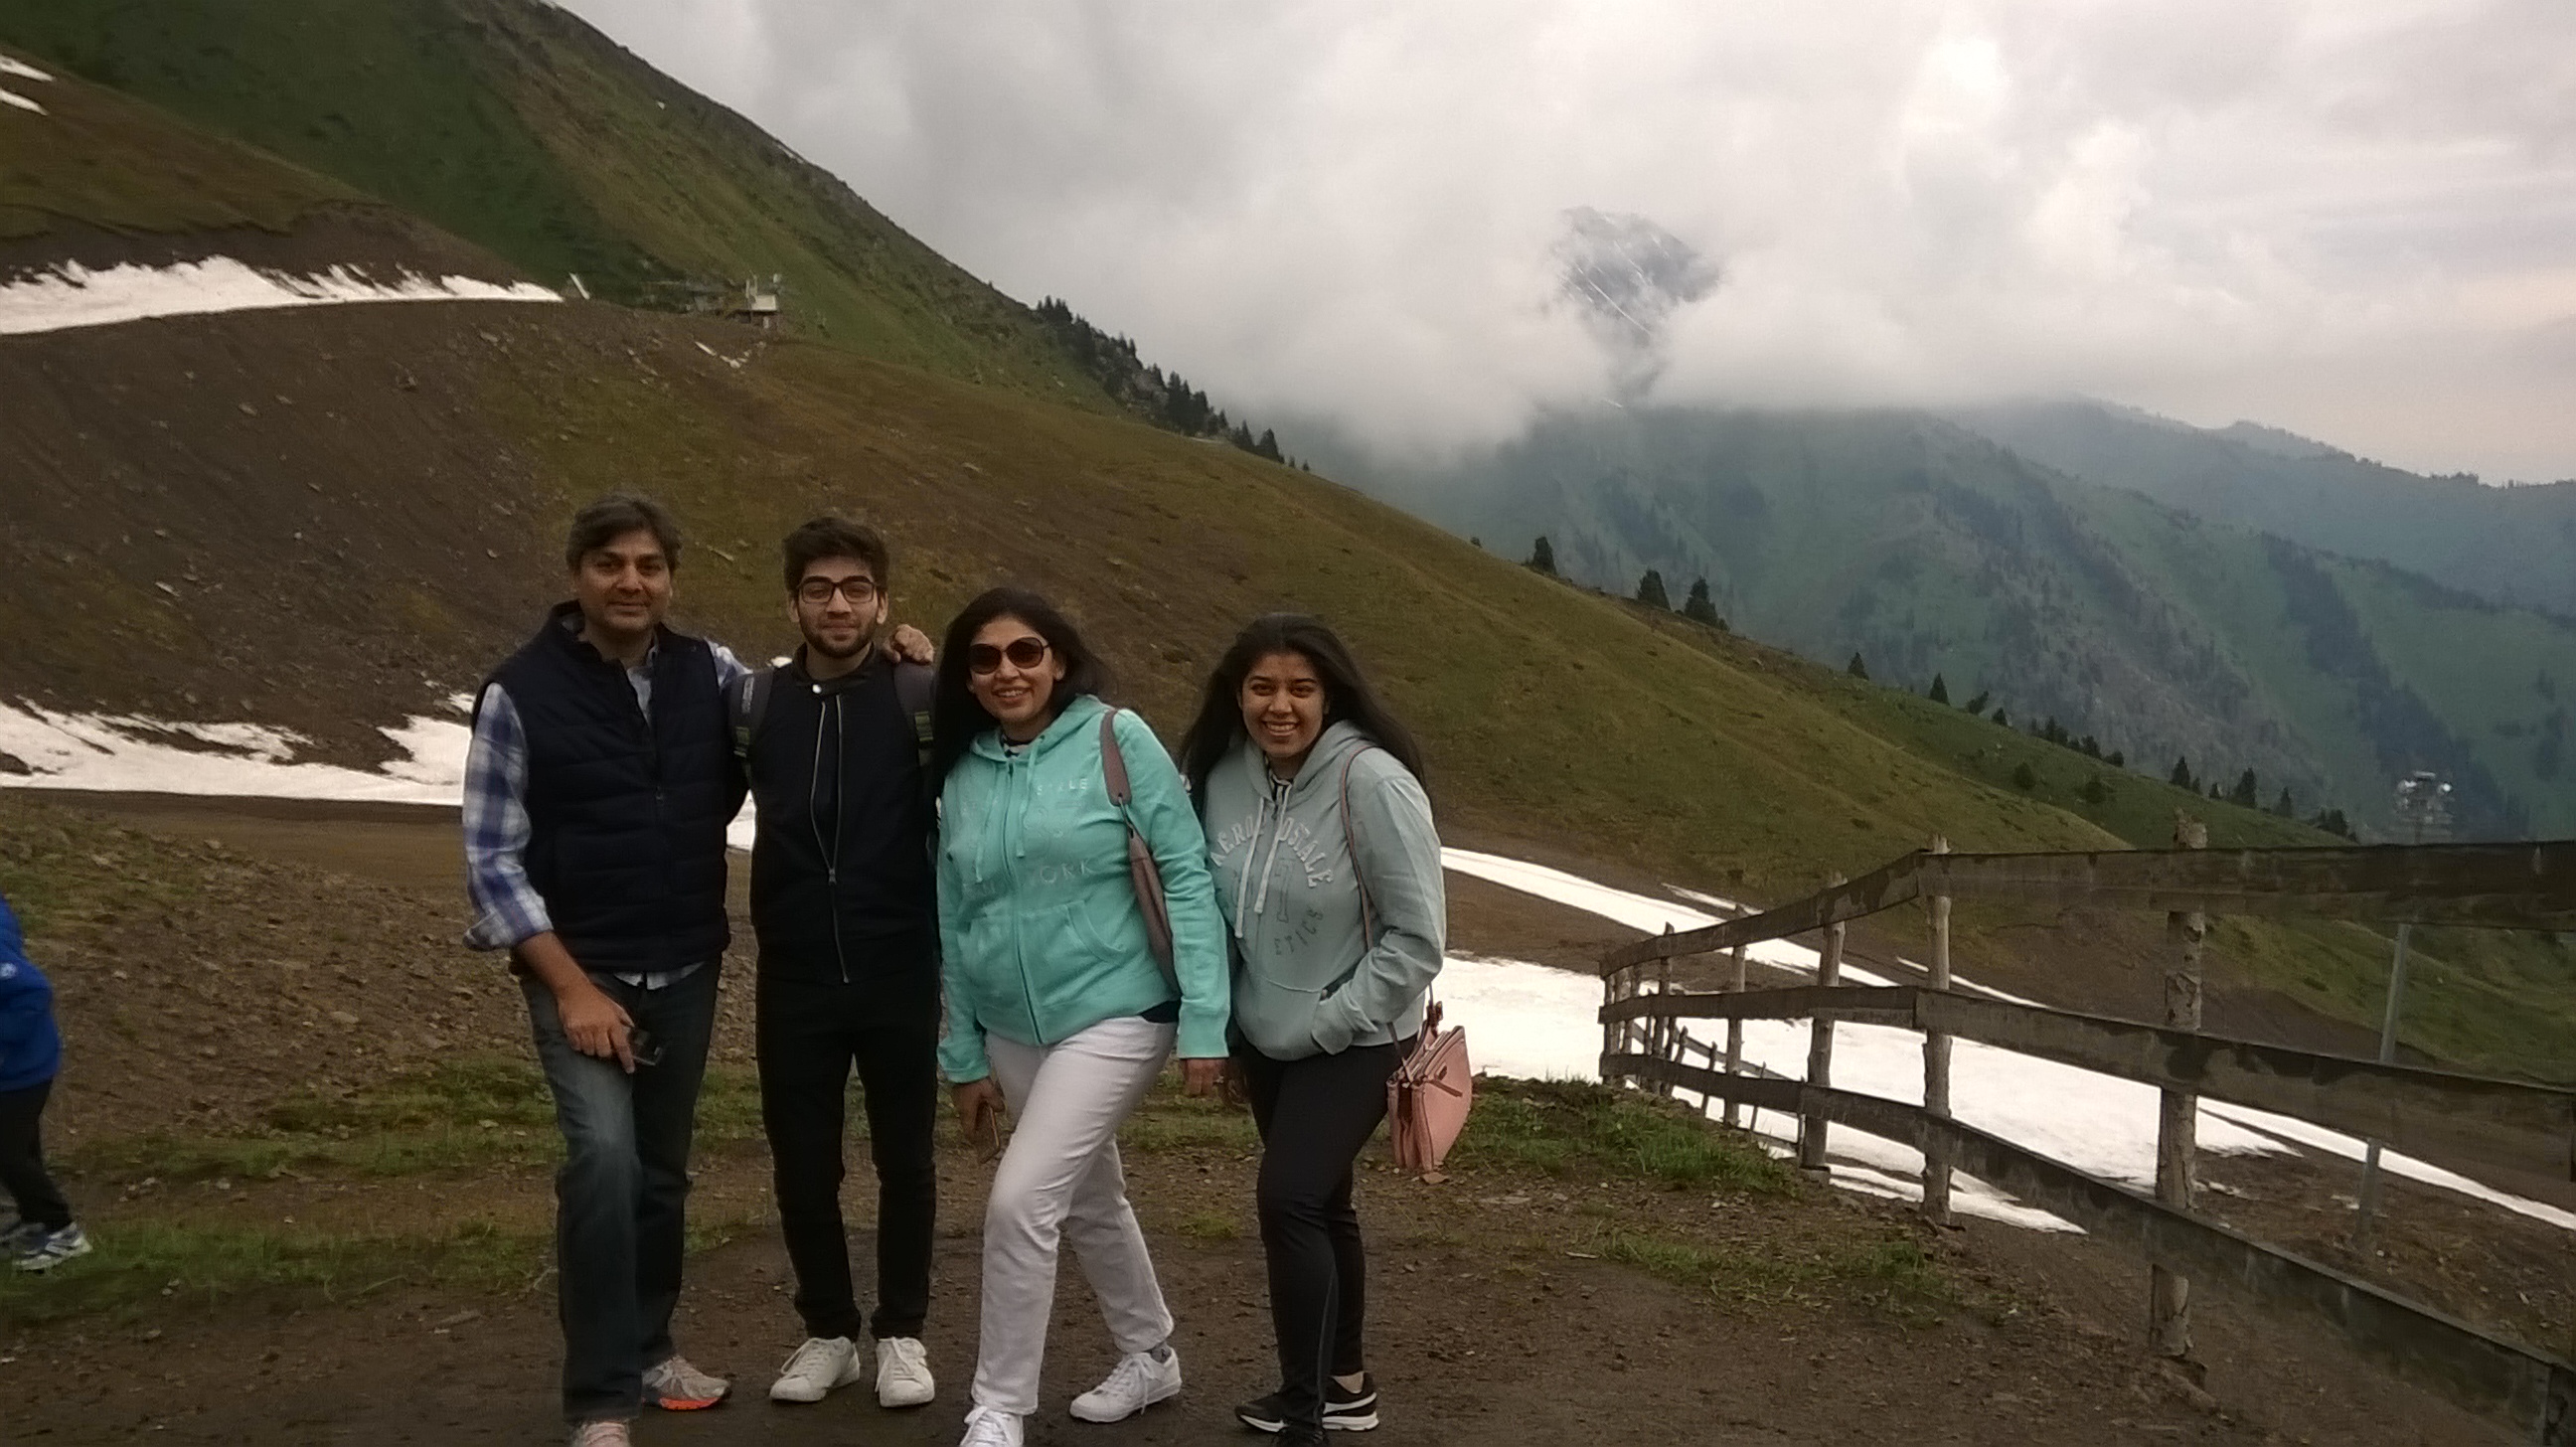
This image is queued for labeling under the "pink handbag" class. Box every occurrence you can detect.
[1338,749,1472,1175]
[1388,999,1472,1175]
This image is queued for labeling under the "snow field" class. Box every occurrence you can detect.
[0,258,561,337]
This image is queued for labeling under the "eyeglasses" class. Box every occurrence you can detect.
[968,637,1050,675]
[796,576,880,605]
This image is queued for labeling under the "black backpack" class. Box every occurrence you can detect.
[730,658,936,774]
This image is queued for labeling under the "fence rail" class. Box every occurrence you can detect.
[1605,1052,2575,1437]
[1600,984,2576,1184]
[1600,841,2576,973]
[1597,833,2576,1444]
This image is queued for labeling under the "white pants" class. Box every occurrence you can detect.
[972,1015,1178,1416]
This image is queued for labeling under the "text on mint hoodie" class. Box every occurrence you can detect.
[936,695,1228,1083]
[1201,723,1445,1060]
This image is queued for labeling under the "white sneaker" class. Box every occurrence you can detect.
[1067,1346,1182,1423]
[876,1335,936,1408]
[770,1336,866,1403]
[567,1422,630,1447]
[959,1403,1025,1446]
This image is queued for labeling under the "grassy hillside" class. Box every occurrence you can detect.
[1953,399,2576,620]
[1339,404,2576,839]
[0,0,1111,403]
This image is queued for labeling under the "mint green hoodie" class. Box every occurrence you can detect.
[936,695,1228,1083]
[1202,723,1446,1060]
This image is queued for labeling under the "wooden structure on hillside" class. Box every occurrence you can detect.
[1599,835,2576,1444]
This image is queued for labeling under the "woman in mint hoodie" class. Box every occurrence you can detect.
[1178,615,1445,1447]
[929,587,1229,1447]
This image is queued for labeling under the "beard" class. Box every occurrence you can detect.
[803,616,878,661]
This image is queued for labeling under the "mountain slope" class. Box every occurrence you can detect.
[0,0,1110,402]
[1330,405,2576,839]
[1952,399,2576,619]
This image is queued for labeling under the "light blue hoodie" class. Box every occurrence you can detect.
[1202,724,1445,1060]
[936,695,1228,1083]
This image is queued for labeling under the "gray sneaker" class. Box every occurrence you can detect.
[12,1223,89,1273]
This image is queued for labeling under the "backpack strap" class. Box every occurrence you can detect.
[891,660,935,770]
[728,666,777,768]
[1338,745,1380,945]
[1099,706,1134,808]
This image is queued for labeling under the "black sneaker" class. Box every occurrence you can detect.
[1234,1375,1378,1433]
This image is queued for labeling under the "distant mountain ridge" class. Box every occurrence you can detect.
[1325,404,2576,841]
[1950,399,2576,619]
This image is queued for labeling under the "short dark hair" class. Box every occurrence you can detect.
[929,588,1111,784]
[780,516,891,592]
[1179,613,1428,799]
[564,494,682,572]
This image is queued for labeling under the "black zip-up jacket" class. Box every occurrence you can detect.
[745,648,938,992]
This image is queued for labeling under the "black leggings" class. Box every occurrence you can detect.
[0,1080,71,1231]
[1234,1038,1409,1431]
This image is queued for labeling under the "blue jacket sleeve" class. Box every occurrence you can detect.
[1115,709,1230,1059]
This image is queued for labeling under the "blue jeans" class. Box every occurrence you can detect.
[521,966,719,1424]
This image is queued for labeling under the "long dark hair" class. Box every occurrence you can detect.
[1179,614,1427,800]
[930,587,1112,785]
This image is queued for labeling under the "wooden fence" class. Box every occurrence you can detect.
[1596,836,2576,1444]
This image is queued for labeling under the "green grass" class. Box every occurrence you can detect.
[1448,1079,1795,1195]
[0,0,1116,406]
[0,1217,543,1328]
[1599,1228,1954,1319]
[69,1056,771,1184]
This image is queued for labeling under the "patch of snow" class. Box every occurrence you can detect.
[0,259,560,338]
[0,702,462,805]
[1447,847,2576,1236]
[0,86,42,114]
[0,54,51,83]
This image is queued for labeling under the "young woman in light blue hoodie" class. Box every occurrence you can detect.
[1179,615,1446,1447]
[928,588,1228,1447]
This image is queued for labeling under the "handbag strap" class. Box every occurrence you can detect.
[1341,745,1441,1035]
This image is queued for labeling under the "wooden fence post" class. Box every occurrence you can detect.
[1723,941,1748,1129]
[1922,835,1956,1226]
[2353,922,2414,1255]
[2154,816,2209,1360]
[1655,932,1675,1097]
[1600,964,1622,1081]
[1798,872,1849,1172]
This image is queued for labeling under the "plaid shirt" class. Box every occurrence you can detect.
[462,635,749,986]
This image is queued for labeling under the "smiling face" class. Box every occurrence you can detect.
[570,528,673,649]
[789,556,886,662]
[1240,650,1327,773]
[967,614,1064,739]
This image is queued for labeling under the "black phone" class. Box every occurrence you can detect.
[626,1025,666,1068]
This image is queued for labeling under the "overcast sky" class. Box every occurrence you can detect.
[566,0,2576,481]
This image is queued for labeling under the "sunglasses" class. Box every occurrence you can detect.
[968,637,1050,675]
[796,576,880,605]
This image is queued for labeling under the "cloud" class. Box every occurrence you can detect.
[564,0,2576,480]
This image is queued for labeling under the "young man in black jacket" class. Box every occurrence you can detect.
[736,517,943,1409]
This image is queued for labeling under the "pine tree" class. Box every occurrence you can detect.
[1254,427,1283,462]
[2230,768,2260,807]
[1683,578,1721,626]
[1991,708,2009,727]
[1529,536,1556,575]
[1927,673,1950,705]
[2107,749,2125,768]
[2273,786,2295,817]
[1636,569,1671,609]
[1962,691,1990,715]
[1847,652,1869,680]
[2170,755,2194,790]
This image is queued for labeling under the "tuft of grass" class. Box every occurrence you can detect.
[1449,1079,1795,1196]
[1118,1081,1260,1155]
[1176,1211,1241,1241]
[0,1217,545,1329]
[74,1055,771,1184]
[1600,1228,1953,1320]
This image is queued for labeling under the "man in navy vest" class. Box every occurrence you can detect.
[464,495,747,1447]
